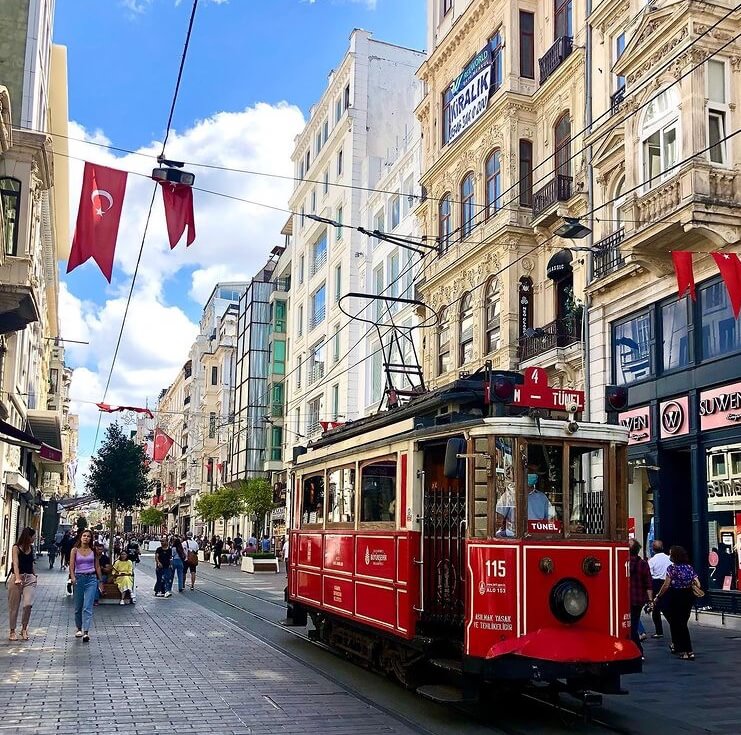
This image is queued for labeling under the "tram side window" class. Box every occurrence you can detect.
[328,466,356,524]
[493,437,515,537]
[302,474,325,525]
[360,459,396,523]
[568,446,605,535]
[526,444,563,524]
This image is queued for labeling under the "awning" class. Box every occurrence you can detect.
[546,249,573,280]
[0,285,40,334]
[26,409,63,470]
[0,419,41,451]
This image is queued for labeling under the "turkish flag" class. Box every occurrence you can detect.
[152,428,174,462]
[712,252,741,318]
[672,251,696,301]
[160,182,195,249]
[67,162,127,281]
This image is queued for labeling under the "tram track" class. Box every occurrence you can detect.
[191,579,631,735]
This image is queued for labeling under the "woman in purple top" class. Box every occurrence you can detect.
[653,545,700,660]
[70,529,103,642]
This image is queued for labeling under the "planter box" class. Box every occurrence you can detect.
[241,556,279,574]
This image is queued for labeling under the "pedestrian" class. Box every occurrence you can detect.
[628,539,652,657]
[70,529,103,643]
[171,537,186,592]
[648,539,672,638]
[110,550,135,605]
[47,540,57,570]
[154,537,173,598]
[7,527,38,642]
[653,545,701,660]
[59,530,73,570]
[261,534,271,553]
[282,534,289,577]
[213,536,224,569]
[183,532,199,591]
[247,533,257,548]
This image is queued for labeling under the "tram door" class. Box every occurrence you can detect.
[420,441,466,637]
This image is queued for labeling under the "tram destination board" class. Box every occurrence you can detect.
[510,367,584,411]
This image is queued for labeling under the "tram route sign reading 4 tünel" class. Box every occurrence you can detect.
[510,367,585,412]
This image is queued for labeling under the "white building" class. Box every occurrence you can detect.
[285,29,424,459]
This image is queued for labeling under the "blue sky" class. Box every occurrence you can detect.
[53,0,426,485]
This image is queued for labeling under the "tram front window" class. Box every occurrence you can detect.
[526,444,563,524]
[494,437,515,537]
[302,474,325,525]
[360,459,396,523]
[569,445,605,535]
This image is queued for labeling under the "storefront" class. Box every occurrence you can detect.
[612,277,741,612]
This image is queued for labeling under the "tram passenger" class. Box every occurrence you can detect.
[495,484,515,537]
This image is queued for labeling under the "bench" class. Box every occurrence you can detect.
[240,556,279,574]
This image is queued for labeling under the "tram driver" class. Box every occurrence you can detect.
[526,468,557,521]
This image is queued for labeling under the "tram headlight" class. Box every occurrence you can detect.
[550,578,589,623]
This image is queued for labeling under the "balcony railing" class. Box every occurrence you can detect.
[593,228,625,280]
[309,306,325,331]
[270,402,284,418]
[610,85,625,116]
[310,249,327,277]
[308,363,325,385]
[539,36,573,85]
[518,316,581,361]
[532,175,572,218]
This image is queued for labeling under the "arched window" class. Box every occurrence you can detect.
[438,193,451,252]
[554,113,571,178]
[438,306,451,375]
[640,87,679,189]
[0,177,21,256]
[485,279,501,353]
[460,172,475,239]
[485,151,501,218]
[459,292,474,365]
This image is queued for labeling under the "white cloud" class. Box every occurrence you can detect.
[61,101,304,465]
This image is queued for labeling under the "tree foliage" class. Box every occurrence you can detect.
[194,492,219,523]
[139,506,164,528]
[240,478,275,522]
[86,423,150,510]
[212,486,246,522]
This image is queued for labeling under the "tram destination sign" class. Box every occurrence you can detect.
[510,367,585,412]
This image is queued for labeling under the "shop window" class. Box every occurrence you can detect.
[438,193,452,252]
[360,459,396,523]
[640,87,679,189]
[301,474,325,526]
[706,444,741,592]
[438,305,451,375]
[460,171,476,239]
[484,150,501,218]
[613,310,653,385]
[568,445,605,535]
[459,292,473,365]
[328,466,356,524]
[700,280,741,360]
[661,297,690,371]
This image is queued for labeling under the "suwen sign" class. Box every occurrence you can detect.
[700,381,741,431]
[445,46,493,145]
[618,406,651,445]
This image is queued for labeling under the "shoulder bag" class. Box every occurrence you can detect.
[692,577,705,598]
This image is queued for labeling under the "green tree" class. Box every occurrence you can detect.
[211,486,246,526]
[194,493,219,523]
[76,516,88,532]
[240,478,275,537]
[139,506,164,529]
[86,423,150,544]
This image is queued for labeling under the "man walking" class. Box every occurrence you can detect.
[648,539,671,638]
[629,539,653,657]
[184,532,199,590]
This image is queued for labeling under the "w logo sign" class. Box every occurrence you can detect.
[661,400,685,435]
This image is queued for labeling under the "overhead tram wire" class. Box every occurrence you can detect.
[91,0,201,453]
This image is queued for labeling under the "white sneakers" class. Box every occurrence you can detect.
[119,600,125,606]
[75,630,83,638]
[164,591,172,598]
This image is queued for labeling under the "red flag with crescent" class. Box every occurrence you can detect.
[712,252,741,318]
[159,181,196,249]
[671,251,696,301]
[67,162,128,281]
[152,428,174,462]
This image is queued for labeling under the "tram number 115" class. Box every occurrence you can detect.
[485,560,507,578]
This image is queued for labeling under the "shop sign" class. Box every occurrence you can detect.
[618,406,651,445]
[445,46,493,145]
[700,381,741,431]
[707,477,741,510]
[659,396,690,439]
[518,277,533,338]
[511,367,585,411]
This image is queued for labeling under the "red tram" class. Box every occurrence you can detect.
[285,371,642,702]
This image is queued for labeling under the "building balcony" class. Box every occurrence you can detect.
[0,257,40,334]
[592,228,625,280]
[270,402,284,418]
[310,249,327,277]
[308,364,325,385]
[610,86,625,116]
[518,316,581,362]
[273,277,291,293]
[309,308,325,331]
[532,175,572,220]
[539,36,573,85]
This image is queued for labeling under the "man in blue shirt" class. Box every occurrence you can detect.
[526,471,556,521]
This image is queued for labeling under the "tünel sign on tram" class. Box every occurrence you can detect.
[445,46,493,145]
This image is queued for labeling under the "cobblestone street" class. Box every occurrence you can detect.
[0,564,419,735]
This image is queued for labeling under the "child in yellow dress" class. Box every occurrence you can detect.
[111,550,135,605]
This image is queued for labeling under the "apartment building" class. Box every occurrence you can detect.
[584,0,741,610]
[286,29,424,461]
[417,0,588,394]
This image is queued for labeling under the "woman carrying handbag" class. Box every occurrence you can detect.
[652,545,703,660]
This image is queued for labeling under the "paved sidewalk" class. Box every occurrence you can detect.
[0,563,419,735]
